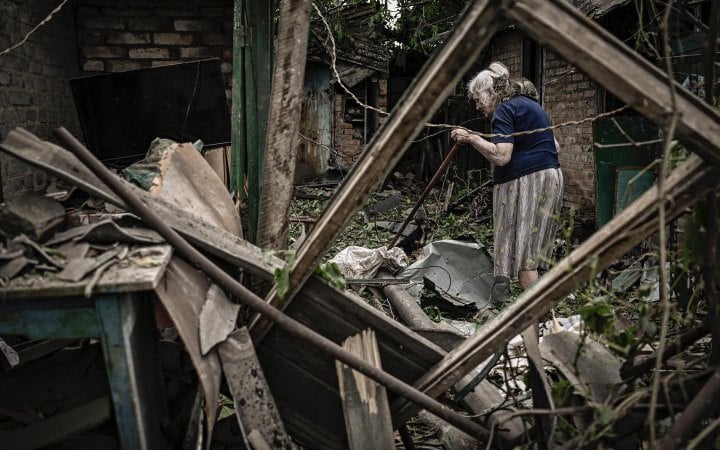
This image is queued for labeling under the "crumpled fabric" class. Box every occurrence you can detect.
[122,138,203,190]
[329,245,408,281]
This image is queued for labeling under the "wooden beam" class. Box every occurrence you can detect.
[218,328,291,449]
[336,329,395,450]
[392,154,718,422]
[250,0,514,342]
[506,0,720,166]
[257,0,312,250]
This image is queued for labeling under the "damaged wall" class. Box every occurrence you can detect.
[332,77,388,171]
[75,0,233,99]
[0,0,81,199]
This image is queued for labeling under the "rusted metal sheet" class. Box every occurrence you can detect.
[539,331,622,403]
[154,257,222,447]
[152,143,242,237]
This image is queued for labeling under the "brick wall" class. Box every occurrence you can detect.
[542,50,597,210]
[333,77,388,170]
[490,31,599,211]
[0,0,81,199]
[76,0,233,98]
[491,29,522,76]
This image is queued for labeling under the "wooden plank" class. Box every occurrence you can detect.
[507,0,720,166]
[258,346,346,449]
[0,244,172,300]
[0,301,98,339]
[394,155,718,422]
[95,293,170,450]
[218,327,291,449]
[257,0,312,250]
[336,330,394,450]
[249,0,513,342]
[257,277,446,449]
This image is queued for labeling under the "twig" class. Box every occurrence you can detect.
[620,322,710,380]
[649,3,681,445]
[701,0,720,365]
[0,0,70,57]
[657,366,720,449]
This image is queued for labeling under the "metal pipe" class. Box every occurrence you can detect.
[54,127,487,439]
[388,143,460,248]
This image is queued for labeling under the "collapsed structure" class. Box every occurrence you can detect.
[0,0,719,449]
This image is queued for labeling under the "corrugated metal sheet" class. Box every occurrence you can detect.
[573,0,631,18]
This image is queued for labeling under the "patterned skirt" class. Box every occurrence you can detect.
[492,167,564,280]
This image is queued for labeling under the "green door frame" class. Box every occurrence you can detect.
[231,0,272,243]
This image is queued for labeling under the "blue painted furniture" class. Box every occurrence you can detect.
[0,245,173,450]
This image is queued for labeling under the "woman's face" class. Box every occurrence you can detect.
[473,94,494,117]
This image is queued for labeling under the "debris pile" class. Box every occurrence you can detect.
[0,124,718,450]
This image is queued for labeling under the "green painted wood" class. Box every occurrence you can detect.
[231,0,248,212]
[0,304,98,339]
[246,0,272,245]
[594,116,660,227]
[95,294,170,450]
[231,0,273,243]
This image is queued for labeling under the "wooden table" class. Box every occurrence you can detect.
[0,244,173,450]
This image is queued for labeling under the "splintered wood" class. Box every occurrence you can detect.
[336,329,394,450]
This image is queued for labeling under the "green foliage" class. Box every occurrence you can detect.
[315,261,347,290]
[579,297,614,335]
[423,305,443,322]
[272,250,296,300]
[552,379,575,408]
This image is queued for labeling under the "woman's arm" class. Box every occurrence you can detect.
[450,128,513,166]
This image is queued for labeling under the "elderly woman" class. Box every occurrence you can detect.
[451,62,563,289]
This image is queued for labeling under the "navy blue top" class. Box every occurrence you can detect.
[491,95,560,185]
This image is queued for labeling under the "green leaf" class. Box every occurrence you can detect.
[579,299,614,335]
[315,261,347,291]
[423,305,443,323]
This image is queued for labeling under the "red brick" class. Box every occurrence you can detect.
[106,32,150,45]
[82,46,126,58]
[154,32,193,45]
[129,48,170,59]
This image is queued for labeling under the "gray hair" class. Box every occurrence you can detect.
[467,62,538,111]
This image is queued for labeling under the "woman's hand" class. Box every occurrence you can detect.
[450,128,472,144]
